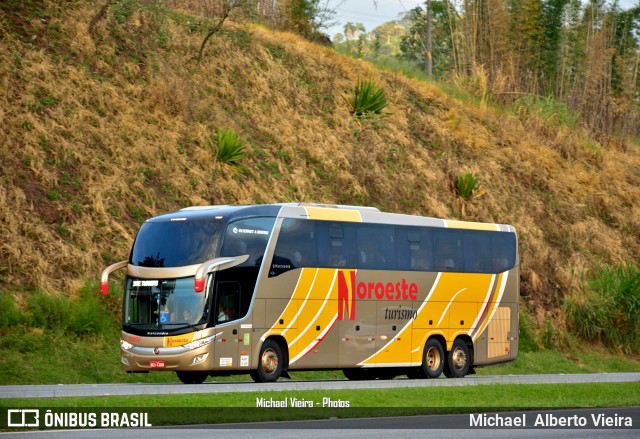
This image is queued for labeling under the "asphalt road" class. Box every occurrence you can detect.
[1,372,640,399]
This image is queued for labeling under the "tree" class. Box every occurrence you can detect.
[372,30,382,55]
[540,0,570,95]
[507,0,547,94]
[288,0,338,39]
[344,21,357,40]
[197,0,245,63]
[399,1,453,77]
[356,33,366,56]
[425,0,432,77]
[371,22,405,55]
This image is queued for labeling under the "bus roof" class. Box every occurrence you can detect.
[278,204,515,233]
[145,203,515,233]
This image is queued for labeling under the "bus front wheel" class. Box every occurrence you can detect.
[176,371,208,384]
[252,339,284,383]
[422,338,445,378]
[444,338,471,378]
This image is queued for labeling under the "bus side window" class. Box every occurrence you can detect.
[463,231,491,273]
[433,229,462,272]
[215,281,240,324]
[219,217,275,321]
[397,227,432,271]
[491,233,516,273]
[317,222,355,268]
[220,217,273,267]
[269,219,316,277]
[356,225,395,270]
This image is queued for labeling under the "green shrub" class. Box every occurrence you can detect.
[518,306,539,353]
[345,79,389,121]
[26,285,116,336]
[0,292,24,329]
[514,95,581,128]
[456,172,478,200]
[27,291,68,330]
[211,128,246,168]
[563,263,640,353]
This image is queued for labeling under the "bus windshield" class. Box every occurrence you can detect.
[124,276,208,330]
[130,220,221,267]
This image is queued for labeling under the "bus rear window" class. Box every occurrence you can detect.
[130,220,221,267]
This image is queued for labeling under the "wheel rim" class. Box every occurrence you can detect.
[261,348,278,374]
[451,347,467,370]
[426,346,441,371]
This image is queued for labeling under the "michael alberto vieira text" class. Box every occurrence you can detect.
[256,397,350,408]
[470,412,633,428]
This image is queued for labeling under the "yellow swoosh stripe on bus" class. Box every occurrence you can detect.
[360,273,499,366]
[263,268,340,364]
[267,270,508,368]
[467,274,498,337]
[261,268,317,342]
[288,269,339,364]
[290,314,338,364]
[470,272,509,342]
[282,268,321,337]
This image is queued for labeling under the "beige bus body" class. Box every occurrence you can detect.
[103,203,519,382]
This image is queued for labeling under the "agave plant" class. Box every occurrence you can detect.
[345,79,389,121]
[457,172,478,200]
[212,128,245,168]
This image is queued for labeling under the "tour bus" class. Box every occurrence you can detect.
[101,203,519,384]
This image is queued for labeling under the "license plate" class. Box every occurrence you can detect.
[150,360,165,368]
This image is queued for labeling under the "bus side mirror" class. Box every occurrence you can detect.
[194,255,250,293]
[100,260,128,295]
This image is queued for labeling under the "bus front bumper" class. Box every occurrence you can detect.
[121,344,215,372]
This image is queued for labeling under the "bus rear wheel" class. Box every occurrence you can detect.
[251,339,284,383]
[422,338,445,378]
[444,338,471,378]
[176,371,209,384]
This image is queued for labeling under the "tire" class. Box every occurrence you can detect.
[176,371,209,384]
[444,338,471,378]
[422,338,445,379]
[251,339,284,383]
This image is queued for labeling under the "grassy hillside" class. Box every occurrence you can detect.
[0,0,639,359]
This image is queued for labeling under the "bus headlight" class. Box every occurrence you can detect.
[183,334,216,350]
[120,339,134,350]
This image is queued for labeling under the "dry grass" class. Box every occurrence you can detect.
[0,1,638,330]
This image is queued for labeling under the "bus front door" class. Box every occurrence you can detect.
[212,281,250,372]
